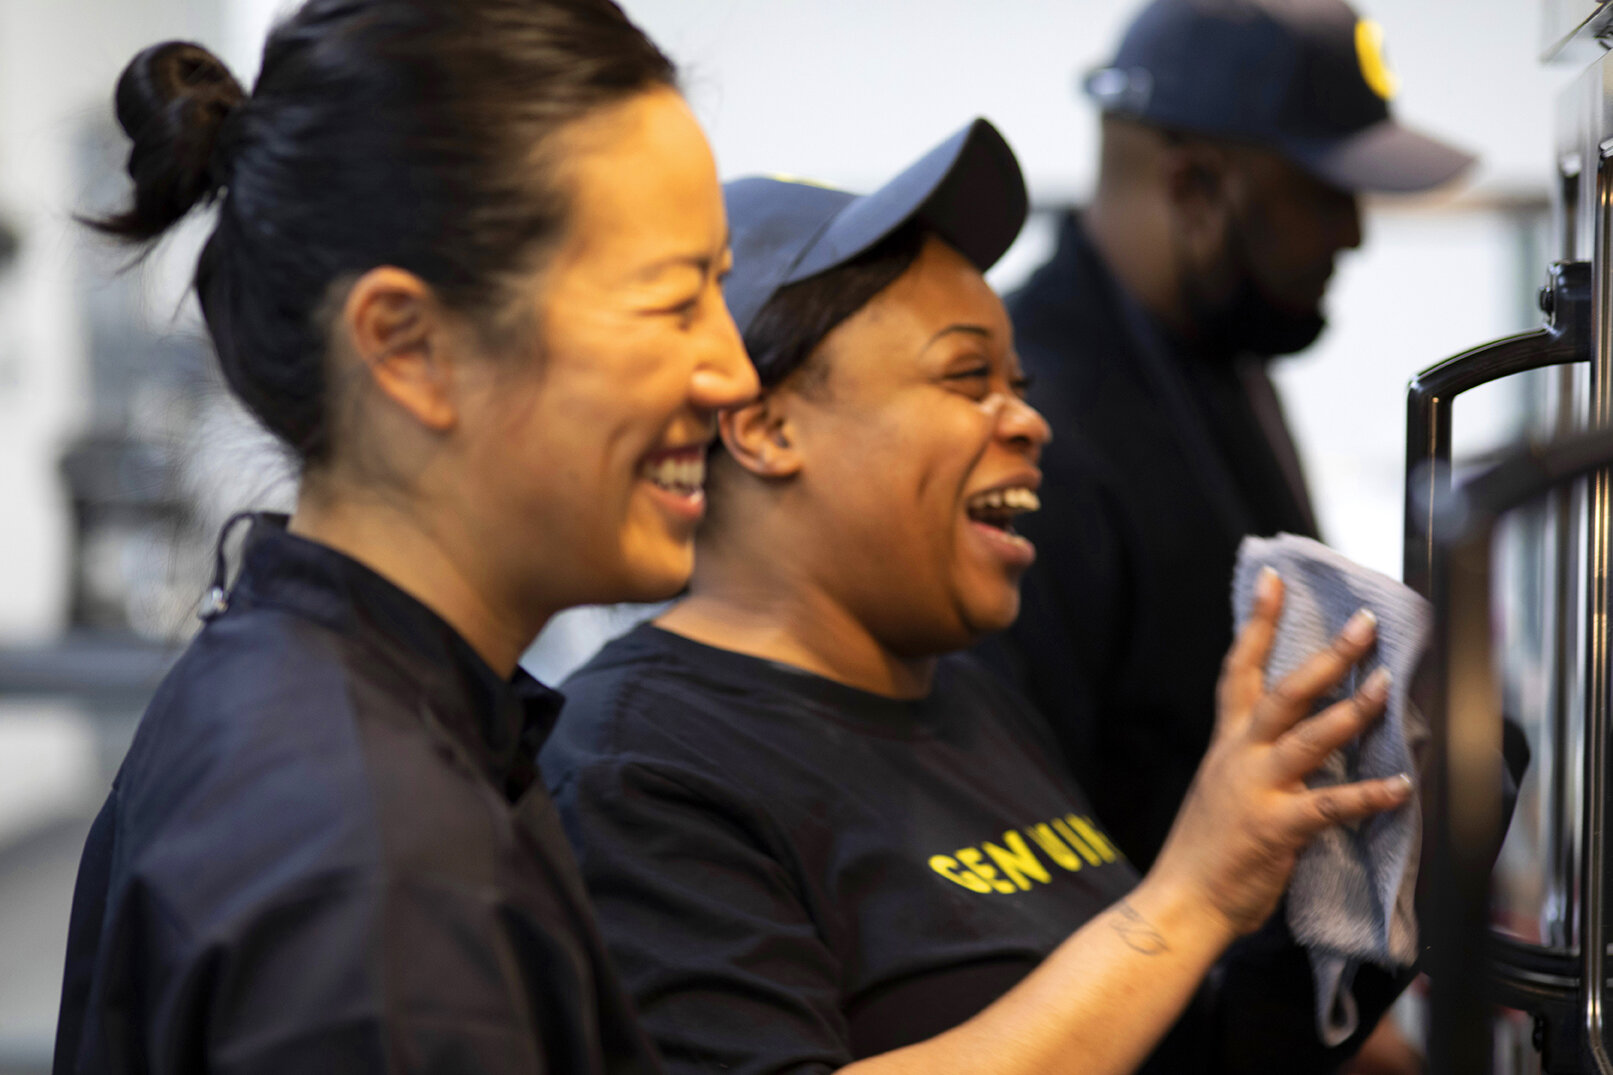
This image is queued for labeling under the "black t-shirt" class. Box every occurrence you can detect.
[540,624,1140,1074]
[54,516,662,1075]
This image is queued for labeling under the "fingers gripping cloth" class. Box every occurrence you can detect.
[1230,533,1429,1046]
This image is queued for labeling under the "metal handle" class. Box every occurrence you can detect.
[1427,430,1613,1075]
[1405,260,1592,598]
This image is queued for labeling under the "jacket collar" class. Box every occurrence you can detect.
[221,513,560,800]
[1032,214,1260,540]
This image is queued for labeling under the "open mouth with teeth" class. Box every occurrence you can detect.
[640,449,706,496]
[965,485,1041,536]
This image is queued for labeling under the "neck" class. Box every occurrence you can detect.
[289,476,546,678]
[657,542,937,699]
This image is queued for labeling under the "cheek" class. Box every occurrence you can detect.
[889,417,991,557]
[825,411,944,512]
[507,351,677,484]
[464,363,612,525]
[536,295,695,431]
[1249,206,1321,273]
[808,397,992,552]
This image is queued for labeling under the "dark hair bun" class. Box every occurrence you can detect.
[98,41,245,241]
[91,0,676,465]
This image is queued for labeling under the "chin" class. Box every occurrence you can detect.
[959,589,1022,645]
[611,543,695,604]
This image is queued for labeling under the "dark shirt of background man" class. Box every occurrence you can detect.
[997,215,1321,868]
[985,0,1473,868]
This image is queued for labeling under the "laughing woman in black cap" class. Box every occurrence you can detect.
[541,119,1410,1075]
[53,1,757,1070]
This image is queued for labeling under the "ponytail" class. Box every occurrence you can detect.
[91,0,676,466]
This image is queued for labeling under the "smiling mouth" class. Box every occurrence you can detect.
[640,449,706,495]
[965,486,1041,536]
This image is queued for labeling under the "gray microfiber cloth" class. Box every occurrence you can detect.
[1230,533,1429,1046]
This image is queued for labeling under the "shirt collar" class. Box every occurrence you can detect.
[222,513,562,800]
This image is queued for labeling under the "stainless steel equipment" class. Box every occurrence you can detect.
[1411,9,1613,1071]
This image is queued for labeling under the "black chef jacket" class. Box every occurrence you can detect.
[981,212,1320,871]
[53,514,662,1075]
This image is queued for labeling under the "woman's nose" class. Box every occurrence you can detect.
[689,304,759,411]
[998,392,1052,454]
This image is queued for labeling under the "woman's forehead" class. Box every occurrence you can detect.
[837,243,1008,356]
[556,89,725,269]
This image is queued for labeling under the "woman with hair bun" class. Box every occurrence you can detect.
[54,1,754,1071]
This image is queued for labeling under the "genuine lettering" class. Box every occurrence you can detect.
[928,813,1123,895]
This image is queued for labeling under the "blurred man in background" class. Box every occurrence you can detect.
[996,0,1473,872]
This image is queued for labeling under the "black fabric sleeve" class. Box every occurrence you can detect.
[551,757,849,1075]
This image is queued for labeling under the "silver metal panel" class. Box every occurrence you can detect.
[1486,54,1602,962]
[1543,0,1613,65]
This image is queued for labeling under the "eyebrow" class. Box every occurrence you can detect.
[923,323,994,349]
[636,232,732,282]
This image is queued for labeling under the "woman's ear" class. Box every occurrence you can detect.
[718,392,803,479]
[339,266,458,433]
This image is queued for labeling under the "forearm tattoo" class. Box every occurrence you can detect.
[1110,899,1170,955]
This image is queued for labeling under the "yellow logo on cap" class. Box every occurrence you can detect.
[765,172,836,190]
[1355,19,1399,101]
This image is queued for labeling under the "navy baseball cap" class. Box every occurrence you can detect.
[1083,0,1474,192]
[721,117,1028,338]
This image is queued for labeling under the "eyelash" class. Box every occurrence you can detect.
[945,367,1035,397]
[668,295,702,325]
[669,273,730,326]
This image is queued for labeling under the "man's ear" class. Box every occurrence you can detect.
[339,266,457,433]
[718,392,803,479]
[1162,142,1233,254]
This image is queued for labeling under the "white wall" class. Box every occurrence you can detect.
[622,0,1568,199]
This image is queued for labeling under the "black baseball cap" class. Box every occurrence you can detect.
[1083,0,1474,192]
[721,117,1028,338]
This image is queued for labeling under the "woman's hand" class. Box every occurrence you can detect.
[842,567,1410,1075]
[1145,567,1413,941]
